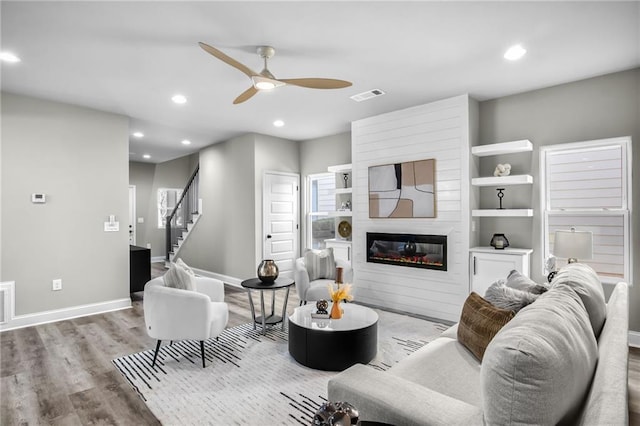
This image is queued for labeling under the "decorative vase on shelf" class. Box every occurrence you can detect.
[490,234,510,250]
[257,259,278,283]
[330,301,343,319]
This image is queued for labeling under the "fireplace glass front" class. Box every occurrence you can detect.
[366,232,447,271]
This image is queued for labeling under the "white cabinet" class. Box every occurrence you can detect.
[325,239,351,263]
[469,247,532,295]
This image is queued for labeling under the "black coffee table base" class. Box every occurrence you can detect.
[289,321,377,371]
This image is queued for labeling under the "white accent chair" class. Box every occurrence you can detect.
[143,276,229,368]
[294,257,353,305]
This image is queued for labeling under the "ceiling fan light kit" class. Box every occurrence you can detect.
[198,42,352,104]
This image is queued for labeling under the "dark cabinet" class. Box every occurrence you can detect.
[129,245,151,293]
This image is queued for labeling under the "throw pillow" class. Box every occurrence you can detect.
[506,270,549,294]
[163,259,196,291]
[551,262,606,337]
[457,292,515,361]
[484,279,539,312]
[304,248,336,281]
[481,283,598,425]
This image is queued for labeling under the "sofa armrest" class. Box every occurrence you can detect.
[328,364,483,426]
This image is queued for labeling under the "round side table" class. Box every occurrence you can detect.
[241,277,294,335]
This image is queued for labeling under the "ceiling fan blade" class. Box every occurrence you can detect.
[279,78,352,89]
[198,42,258,78]
[233,86,259,104]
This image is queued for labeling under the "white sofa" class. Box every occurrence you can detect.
[328,264,629,425]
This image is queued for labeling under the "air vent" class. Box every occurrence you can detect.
[350,89,386,102]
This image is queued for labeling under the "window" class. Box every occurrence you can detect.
[307,173,336,249]
[157,188,183,228]
[540,136,632,284]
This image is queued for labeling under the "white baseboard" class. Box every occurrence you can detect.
[629,331,640,348]
[0,298,132,332]
[191,267,243,289]
[151,256,165,263]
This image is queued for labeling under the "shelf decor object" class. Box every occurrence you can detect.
[496,188,505,209]
[490,233,510,250]
[553,227,593,264]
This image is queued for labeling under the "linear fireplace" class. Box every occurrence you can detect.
[367,232,447,271]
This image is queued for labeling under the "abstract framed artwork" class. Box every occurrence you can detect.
[369,158,436,218]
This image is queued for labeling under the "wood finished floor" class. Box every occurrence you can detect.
[1,262,639,425]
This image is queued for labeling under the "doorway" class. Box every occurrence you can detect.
[262,172,300,279]
[128,185,136,246]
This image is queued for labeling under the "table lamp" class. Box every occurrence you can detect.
[553,227,593,264]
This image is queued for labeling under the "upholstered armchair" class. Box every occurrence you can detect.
[294,257,353,304]
[143,276,229,368]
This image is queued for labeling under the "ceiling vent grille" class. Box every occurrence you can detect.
[350,89,385,102]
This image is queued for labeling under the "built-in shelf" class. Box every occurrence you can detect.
[471,139,532,157]
[329,210,353,217]
[335,187,353,194]
[472,209,533,217]
[471,174,533,187]
[327,163,352,173]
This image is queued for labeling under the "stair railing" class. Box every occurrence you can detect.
[165,165,200,261]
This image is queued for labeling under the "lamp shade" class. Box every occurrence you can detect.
[553,228,593,263]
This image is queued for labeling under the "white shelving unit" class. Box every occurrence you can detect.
[325,163,352,264]
[471,139,533,217]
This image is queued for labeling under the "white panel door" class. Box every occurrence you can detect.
[263,172,300,279]
[128,185,136,246]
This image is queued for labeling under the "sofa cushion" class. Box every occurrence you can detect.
[163,259,196,291]
[552,262,606,337]
[484,279,539,312]
[389,336,483,407]
[457,292,515,361]
[481,283,598,425]
[304,248,336,281]
[506,269,549,294]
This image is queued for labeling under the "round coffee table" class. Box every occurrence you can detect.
[288,303,378,371]
[241,277,294,335]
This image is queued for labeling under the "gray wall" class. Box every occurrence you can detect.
[129,155,197,258]
[179,133,300,280]
[478,68,640,330]
[1,92,130,315]
[298,132,352,249]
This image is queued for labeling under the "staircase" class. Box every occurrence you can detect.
[165,165,201,265]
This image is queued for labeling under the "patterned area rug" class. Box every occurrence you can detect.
[113,309,448,425]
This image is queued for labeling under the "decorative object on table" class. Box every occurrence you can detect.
[338,220,352,239]
[312,401,359,426]
[335,267,344,284]
[328,283,354,319]
[553,227,593,264]
[494,163,512,177]
[312,299,330,319]
[490,233,510,250]
[369,158,436,218]
[342,173,350,188]
[257,259,279,283]
[545,255,558,283]
[496,188,505,209]
[403,240,417,256]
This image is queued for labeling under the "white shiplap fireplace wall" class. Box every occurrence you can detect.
[352,94,478,323]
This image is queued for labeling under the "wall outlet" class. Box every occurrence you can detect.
[146,243,151,249]
[52,279,62,291]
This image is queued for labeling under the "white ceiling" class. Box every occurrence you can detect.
[2,1,639,163]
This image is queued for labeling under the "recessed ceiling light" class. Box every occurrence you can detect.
[143,154,151,159]
[181,139,191,145]
[273,120,285,127]
[504,44,526,61]
[132,132,144,138]
[0,51,21,63]
[171,94,187,104]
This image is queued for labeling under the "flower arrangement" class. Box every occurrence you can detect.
[328,283,354,303]
[327,283,353,319]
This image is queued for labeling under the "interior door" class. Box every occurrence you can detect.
[128,185,136,246]
[263,172,300,279]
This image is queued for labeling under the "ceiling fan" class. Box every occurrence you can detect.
[198,42,352,104]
